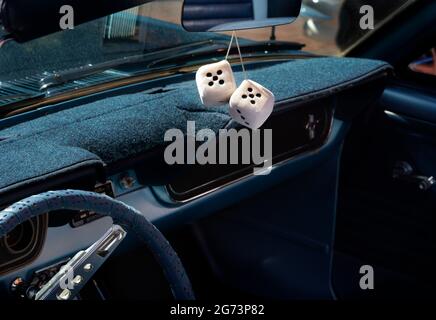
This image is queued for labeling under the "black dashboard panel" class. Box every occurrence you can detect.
[167,97,334,202]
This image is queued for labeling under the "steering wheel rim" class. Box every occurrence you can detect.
[0,189,195,300]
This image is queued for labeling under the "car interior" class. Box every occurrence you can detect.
[0,0,434,303]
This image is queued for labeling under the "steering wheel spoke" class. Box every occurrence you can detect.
[36,224,126,300]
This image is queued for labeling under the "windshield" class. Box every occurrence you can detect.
[0,0,413,84]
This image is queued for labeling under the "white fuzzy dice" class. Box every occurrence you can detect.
[196,60,237,107]
[229,80,275,129]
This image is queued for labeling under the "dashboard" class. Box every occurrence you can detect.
[0,56,391,297]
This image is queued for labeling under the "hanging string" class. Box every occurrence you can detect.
[225,32,235,60]
[233,31,248,80]
[225,31,248,80]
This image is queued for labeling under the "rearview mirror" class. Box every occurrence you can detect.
[182,0,302,32]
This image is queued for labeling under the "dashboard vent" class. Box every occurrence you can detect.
[45,69,130,95]
[8,75,47,92]
[0,74,47,107]
[0,82,37,107]
[0,69,129,108]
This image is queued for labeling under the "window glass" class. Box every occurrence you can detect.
[0,0,415,85]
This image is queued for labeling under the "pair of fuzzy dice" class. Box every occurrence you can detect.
[196,60,237,107]
[196,61,274,129]
[229,80,274,130]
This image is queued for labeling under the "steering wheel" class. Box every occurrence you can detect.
[0,190,195,300]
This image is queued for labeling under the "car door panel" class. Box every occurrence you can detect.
[335,82,436,297]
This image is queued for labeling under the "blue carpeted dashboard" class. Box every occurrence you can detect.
[0,57,390,201]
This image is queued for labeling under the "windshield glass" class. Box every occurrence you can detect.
[0,0,413,84]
